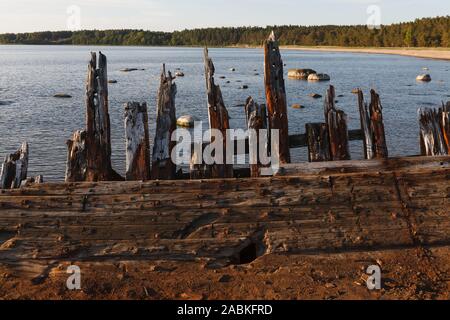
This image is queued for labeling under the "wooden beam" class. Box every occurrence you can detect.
[124,102,151,181]
[151,65,177,180]
[245,97,268,177]
[305,123,331,162]
[324,86,351,160]
[203,48,233,178]
[0,142,28,189]
[264,31,291,164]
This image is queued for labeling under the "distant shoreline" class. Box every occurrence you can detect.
[1,43,450,61]
[233,45,450,61]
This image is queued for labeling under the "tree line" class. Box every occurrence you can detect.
[0,16,449,47]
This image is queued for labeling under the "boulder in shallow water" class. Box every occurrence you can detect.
[53,93,72,98]
[108,80,118,84]
[307,73,331,81]
[416,74,432,82]
[177,115,197,128]
[288,69,316,80]
[308,93,322,99]
[175,71,185,77]
[291,104,305,109]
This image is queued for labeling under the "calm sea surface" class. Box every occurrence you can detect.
[0,45,449,181]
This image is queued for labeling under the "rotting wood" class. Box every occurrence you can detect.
[324,85,351,161]
[245,97,268,177]
[358,89,374,159]
[124,102,151,181]
[20,175,44,188]
[264,31,291,164]
[203,48,233,179]
[369,89,388,158]
[358,89,388,159]
[419,107,448,156]
[305,123,331,162]
[441,102,450,152]
[152,64,177,180]
[0,157,449,271]
[65,130,87,182]
[0,142,28,189]
[66,52,123,182]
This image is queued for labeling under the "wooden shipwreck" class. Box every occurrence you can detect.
[0,33,449,299]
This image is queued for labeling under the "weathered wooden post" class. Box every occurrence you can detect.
[0,142,28,189]
[151,65,177,180]
[369,89,389,158]
[66,52,122,182]
[264,31,291,164]
[305,123,331,162]
[203,48,233,178]
[324,86,351,161]
[124,102,151,181]
[441,102,450,152]
[419,108,448,156]
[358,89,388,159]
[245,97,268,177]
[66,130,87,182]
[357,89,374,160]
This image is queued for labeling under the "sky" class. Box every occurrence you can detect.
[0,0,449,33]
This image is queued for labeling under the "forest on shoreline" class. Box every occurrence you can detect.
[0,16,449,47]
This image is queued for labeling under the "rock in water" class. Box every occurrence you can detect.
[307,73,331,81]
[108,80,118,84]
[292,104,305,109]
[308,93,322,99]
[53,93,72,98]
[120,68,139,72]
[175,71,185,77]
[416,74,432,82]
[288,69,317,80]
[177,115,196,128]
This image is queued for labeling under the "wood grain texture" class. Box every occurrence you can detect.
[0,156,449,273]
[264,31,290,164]
[203,48,233,179]
[152,65,177,180]
[124,102,151,181]
[0,142,28,189]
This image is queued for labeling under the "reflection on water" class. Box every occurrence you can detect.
[0,45,449,181]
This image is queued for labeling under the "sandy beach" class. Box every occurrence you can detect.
[278,46,450,61]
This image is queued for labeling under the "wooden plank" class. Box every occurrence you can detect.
[264,31,290,164]
[124,102,151,181]
[152,65,177,180]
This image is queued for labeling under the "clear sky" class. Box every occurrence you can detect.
[0,0,449,33]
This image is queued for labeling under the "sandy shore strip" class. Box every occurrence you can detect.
[278,46,450,61]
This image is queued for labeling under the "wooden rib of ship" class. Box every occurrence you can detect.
[0,32,449,284]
